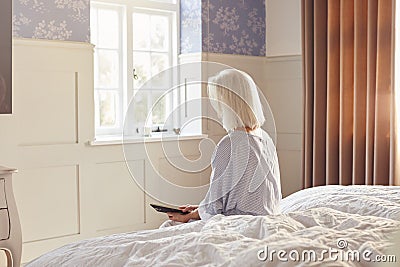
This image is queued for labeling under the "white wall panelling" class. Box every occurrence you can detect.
[264,56,303,197]
[158,155,210,187]
[13,165,80,242]
[90,161,145,232]
[15,71,78,146]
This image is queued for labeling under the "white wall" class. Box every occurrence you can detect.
[264,0,303,196]
[265,56,303,196]
[266,0,302,56]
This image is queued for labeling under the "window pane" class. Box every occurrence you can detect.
[151,53,169,75]
[96,49,119,88]
[133,52,151,89]
[152,91,167,125]
[132,90,149,124]
[98,8,119,49]
[149,53,170,89]
[97,91,118,127]
[151,15,169,51]
[133,13,150,50]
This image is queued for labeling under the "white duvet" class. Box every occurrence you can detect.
[27,186,400,267]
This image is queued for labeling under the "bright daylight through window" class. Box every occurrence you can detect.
[91,0,179,139]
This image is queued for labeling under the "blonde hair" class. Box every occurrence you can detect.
[207,69,265,131]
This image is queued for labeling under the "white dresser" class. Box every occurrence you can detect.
[0,166,22,267]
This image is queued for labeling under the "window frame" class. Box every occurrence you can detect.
[91,2,126,136]
[91,0,180,138]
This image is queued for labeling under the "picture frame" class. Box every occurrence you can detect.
[0,0,12,114]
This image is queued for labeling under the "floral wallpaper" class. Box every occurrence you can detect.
[13,0,265,53]
[180,0,266,56]
[13,0,90,42]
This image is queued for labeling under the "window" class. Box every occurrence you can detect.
[91,0,178,138]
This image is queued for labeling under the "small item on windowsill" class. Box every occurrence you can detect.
[143,126,152,137]
[152,126,167,133]
[173,128,181,135]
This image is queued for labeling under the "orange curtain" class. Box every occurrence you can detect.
[302,0,396,187]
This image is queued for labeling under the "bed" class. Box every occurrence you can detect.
[26,186,400,266]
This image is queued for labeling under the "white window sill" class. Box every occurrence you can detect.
[87,133,208,146]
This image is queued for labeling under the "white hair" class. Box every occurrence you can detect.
[207,69,265,131]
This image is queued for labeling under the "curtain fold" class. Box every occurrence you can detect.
[366,0,378,185]
[326,0,340,185]
[302,0,397,187]
[312,0,327,186]
[353,0,368,184]
[339,0,355,185]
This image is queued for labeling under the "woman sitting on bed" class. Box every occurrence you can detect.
[163,69,282,226]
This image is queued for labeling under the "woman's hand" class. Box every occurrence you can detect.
[178,204,198,213]
[167,209,200,223]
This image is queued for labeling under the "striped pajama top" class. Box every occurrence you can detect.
[198,129,282,220]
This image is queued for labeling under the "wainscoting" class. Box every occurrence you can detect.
[264,55,303,196]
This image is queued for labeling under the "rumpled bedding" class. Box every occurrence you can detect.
[27,186,400,267]
[281,185,400,220]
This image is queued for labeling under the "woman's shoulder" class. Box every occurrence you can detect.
[214,132,246,155]
[210,135,232,163]
[215,134,232,150]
